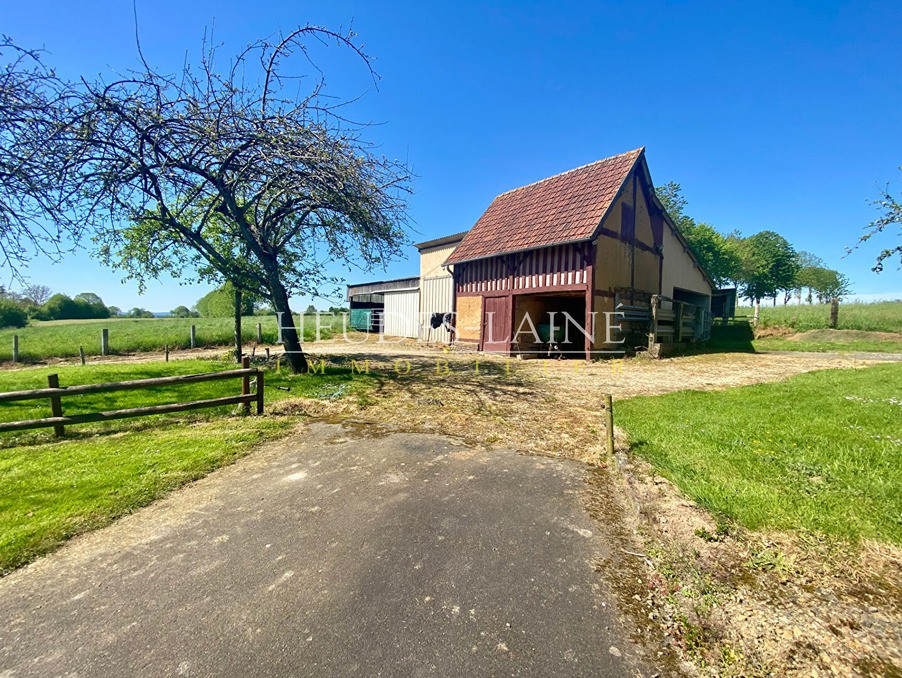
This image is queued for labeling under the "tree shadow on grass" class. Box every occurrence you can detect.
[686,319,757,355]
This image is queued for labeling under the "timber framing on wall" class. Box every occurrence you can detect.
[447,148,715,357]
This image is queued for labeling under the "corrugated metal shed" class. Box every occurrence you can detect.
[346,277,420,301]
[420,276,454,343]
[382,288,420,339]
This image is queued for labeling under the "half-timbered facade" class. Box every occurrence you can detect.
[445,148,713,357]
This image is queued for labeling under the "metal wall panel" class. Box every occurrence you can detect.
[420,276,454,343]
[382,290,420,339]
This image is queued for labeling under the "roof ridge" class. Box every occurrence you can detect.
[494,147,644,199]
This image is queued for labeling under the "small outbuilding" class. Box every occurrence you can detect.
[346,276,420,336]
[444,148,715,356]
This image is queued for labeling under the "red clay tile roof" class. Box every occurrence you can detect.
[446,148,644,264]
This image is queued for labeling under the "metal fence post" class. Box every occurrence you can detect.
[47,374,65,437]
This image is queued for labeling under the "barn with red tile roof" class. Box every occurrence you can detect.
[445,148,713,356]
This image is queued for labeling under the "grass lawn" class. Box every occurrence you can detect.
[751,334,902,354]
[707,319,902,354]
[616,363,902,545]
[0,313,354,363]
[736,300,902,333]
[0,359,379,574]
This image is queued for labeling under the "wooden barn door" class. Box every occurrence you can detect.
[482,295,512,354]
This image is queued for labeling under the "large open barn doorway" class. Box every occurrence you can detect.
[512,292,588,357]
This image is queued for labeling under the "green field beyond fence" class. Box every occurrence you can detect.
[0,314,352,363]
[737,300,902,333]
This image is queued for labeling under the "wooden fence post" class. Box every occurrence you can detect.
[256,322,263,343]
[256,370,264,415]
[830,297,839,329]
[241,355,251,414]
[603,394,615,461]
[164,345,169,362]
[101,328,109,356]
[12,335,18,363]
[265,347,270,361]
[79,346,86,365]
[47,374,65,437]
[675,302,684,343]
[190,324,196,349]
[649,295,659,349]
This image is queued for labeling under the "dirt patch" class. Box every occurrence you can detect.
[787,329,902,343]
[753,325,795,339]
[306,347,878,464]
[609,452,902,676]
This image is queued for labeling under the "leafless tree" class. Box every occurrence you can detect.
[63,26,410,373]
[21,282,52,305]
[0,37,83,280]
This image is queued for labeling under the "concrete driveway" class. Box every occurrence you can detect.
[0,424,657,677]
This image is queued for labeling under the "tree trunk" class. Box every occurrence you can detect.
[234,287,243,364]
[753,298,760,325]
[267,277,308,374]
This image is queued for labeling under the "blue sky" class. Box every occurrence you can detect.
[5,0,901,310]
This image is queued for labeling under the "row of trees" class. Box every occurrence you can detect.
[0,287,116,325]
[656,183,851,322]
[0,284,170,327]
[0,26,410,372]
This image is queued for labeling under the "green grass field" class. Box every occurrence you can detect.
[736,300,902,333]
[617,364,902,545]
[751,333,902,354]
[0,313,353,363]
[0,359,379,573]
[707,300,902,353]
[708,321,902,354]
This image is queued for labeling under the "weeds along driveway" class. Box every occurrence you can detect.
[298,343,884,464]
[0,424,658,677]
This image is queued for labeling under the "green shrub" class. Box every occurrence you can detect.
[39,293,111,320]
[196,282,256,317]
[0,300,27,328]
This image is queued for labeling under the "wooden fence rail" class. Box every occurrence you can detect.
[614,294,713,349]
[0,356,263,437]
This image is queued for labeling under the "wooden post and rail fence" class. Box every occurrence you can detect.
[7,323,280,364]
[0,356,263,438]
